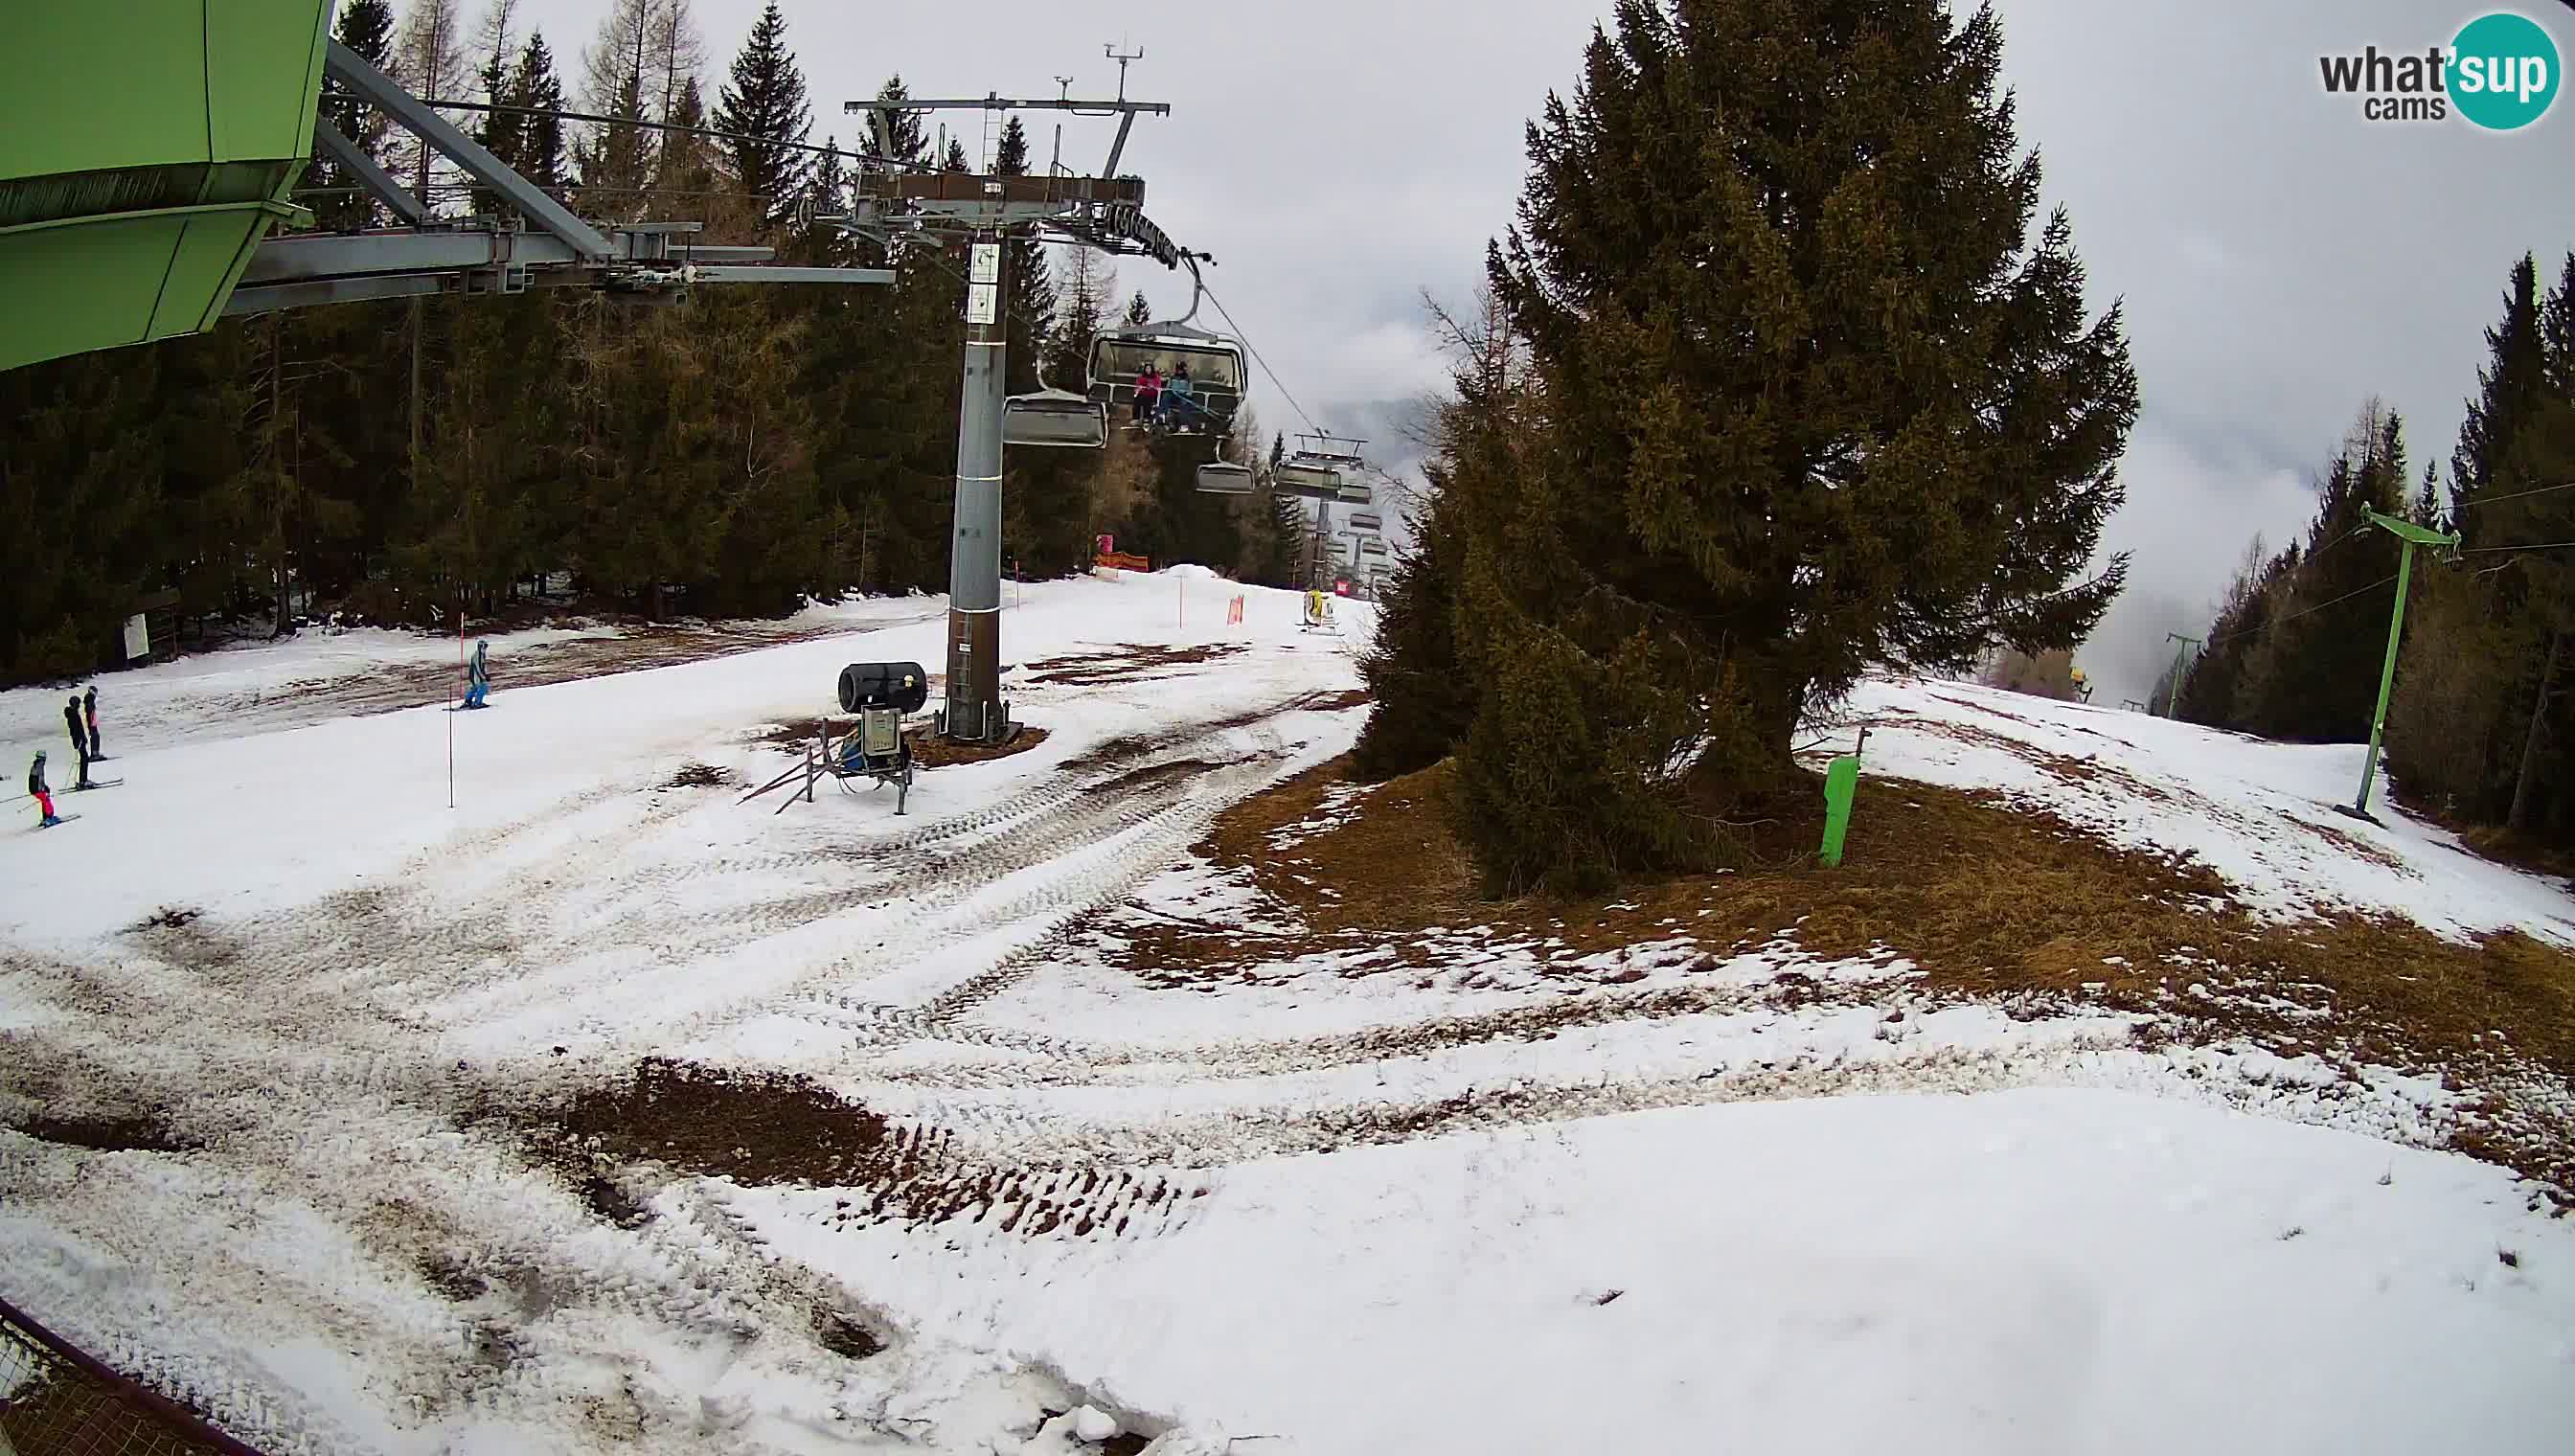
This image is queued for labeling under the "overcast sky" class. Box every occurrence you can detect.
[501,0,2574,703]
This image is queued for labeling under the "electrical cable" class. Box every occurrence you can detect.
[2450,479,2575,512]
[1196,276,1324,439]
[2201,571,2401,649]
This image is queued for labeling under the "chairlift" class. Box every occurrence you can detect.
[1358,537,1389,557]
[1196,460,1255,494]
[1087,257,1245,437]
[1346,512,1383,534]
[1275,430,1368,501]
[1002,357,1107,449]
[1002,388,1108,448]
[1273,457,1343,500]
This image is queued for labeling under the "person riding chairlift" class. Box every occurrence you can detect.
[1132,363,1159,424]
[1161,361,1196,431]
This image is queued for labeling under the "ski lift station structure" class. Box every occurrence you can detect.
[0,4,889,376]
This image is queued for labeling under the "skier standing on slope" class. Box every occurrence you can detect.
[83,684,103,760]
[28,751,59,828]
[463,639,491,709]
[63,694,91,788]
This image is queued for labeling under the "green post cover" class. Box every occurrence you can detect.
[1819,754,1861,869]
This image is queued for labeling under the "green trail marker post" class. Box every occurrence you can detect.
[2346,508,2460,820]
[1818,728,1868,868]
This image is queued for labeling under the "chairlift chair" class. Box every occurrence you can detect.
[1273,456,1345,500]
[1002,355,1107,449]
[1195,460,1255,494]
[1087,261,1246,437]
[1275,430,1369,501]
[1002,389,1108,449]
[1346,512,1383,534]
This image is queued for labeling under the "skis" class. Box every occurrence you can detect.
[68,779,123,791]
[34,813,80,829]
[445,703,492,712]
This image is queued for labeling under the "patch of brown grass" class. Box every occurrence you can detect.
[1174,756,2575,1199]
[1202,761,1475,933]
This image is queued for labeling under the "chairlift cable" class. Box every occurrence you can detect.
[1196,276,1324,438]
[2450,480,2575,511]
[2457,537,2575,555]
[2199,571,2401,650]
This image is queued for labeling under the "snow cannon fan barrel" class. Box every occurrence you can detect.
[839,662,928,716]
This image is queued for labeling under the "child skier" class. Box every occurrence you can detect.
[83,684,103,760]
[29,751,59,828]
[463,639,491,709]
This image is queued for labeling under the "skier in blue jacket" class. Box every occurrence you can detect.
[464,639,491,709]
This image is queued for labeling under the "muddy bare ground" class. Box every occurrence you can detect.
[5,1110,201,1155]
[487,1059,1198,1240]
[1147,753,2575,1208]
[1018,642,1246,687]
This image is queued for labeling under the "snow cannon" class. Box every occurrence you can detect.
[839,662,929,716]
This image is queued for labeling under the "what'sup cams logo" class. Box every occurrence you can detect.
[2317,11,2561,128]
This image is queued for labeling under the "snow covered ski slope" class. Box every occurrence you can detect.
[3,568,2571,1456]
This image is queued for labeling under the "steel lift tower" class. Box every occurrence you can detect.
[839,65,1192,745]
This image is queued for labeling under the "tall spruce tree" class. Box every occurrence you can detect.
[2175,535,2291,730]
[467,0,524,218]
[655,77,718,213]
[2492,255,2575,830]
[2380,252,2575,840]
[993,119,1057,386]
[512,32,569,197]
[713,0,812,230]
[576,0,656,212]
[1448,0,2138,891]
[1126,290,1152,326]
[2451,254,2549,547]
[792,138,853,266]
[2232,405,2410,742]
[864,76,929,174]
